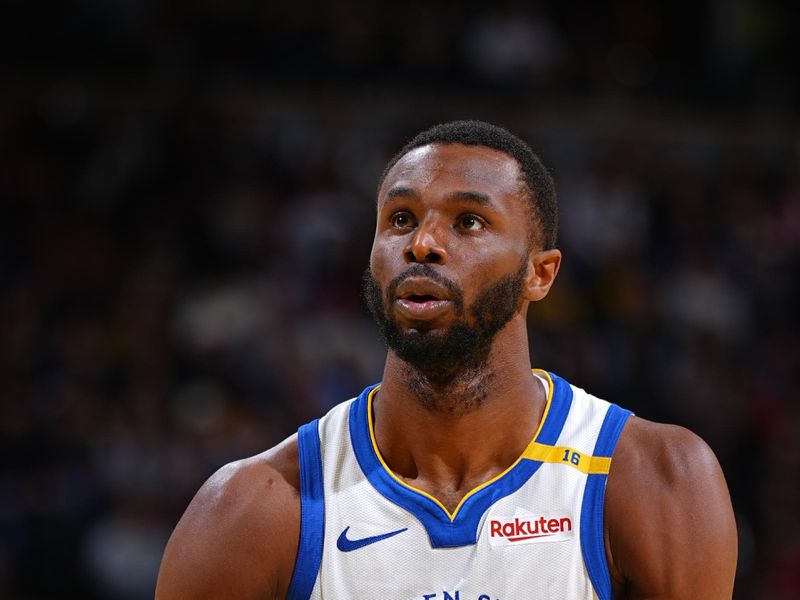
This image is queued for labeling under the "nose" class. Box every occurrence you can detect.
[404,220,447,264]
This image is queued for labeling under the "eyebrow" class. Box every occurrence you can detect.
[382,186,495,208]
[384,186,420,203]
[444,190,493,207]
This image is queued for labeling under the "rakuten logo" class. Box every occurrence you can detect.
[487,514,573,546]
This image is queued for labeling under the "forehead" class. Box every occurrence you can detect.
[379,143,524,203]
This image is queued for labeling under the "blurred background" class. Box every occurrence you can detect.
[1,1,798,598]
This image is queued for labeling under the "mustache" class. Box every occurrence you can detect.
[384,264,465,314]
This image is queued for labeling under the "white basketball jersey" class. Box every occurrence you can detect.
[286,370,632,600]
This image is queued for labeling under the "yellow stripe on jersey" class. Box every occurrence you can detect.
[522,442,611,474]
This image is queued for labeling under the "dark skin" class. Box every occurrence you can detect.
[156,143,738,599]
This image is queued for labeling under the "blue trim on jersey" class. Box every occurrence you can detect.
[538,372,573,445]
[580,403,632,600]
[349,373,573,548]
[286,419,325,600]
[593,404,632,457]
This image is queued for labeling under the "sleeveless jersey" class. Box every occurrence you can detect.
[286,370,632,600]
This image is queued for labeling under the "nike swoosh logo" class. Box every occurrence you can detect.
[336,526,408,552]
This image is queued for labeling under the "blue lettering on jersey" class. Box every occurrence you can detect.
[418,591,497,599]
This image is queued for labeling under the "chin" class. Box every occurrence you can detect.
[395,320,448,335]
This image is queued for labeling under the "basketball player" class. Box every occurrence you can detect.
[156,121,737,599]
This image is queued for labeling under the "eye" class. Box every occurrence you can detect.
[390,212,414,229]
[459,214,485,231]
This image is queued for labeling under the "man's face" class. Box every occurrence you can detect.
[364,143,535,375]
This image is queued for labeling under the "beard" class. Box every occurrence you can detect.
[362,260,528,387]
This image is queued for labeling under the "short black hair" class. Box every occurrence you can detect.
[379,120,557,250]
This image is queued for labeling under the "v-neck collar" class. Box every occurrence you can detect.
[348,370,574,548]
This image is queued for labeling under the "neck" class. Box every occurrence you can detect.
[373,319,547,512]
[400,354,494,415]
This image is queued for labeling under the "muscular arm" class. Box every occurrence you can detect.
[606,417,737,599]
[155,435,301,600]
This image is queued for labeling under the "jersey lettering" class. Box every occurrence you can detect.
[487,514,573,546]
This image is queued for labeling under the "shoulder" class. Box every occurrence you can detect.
[156,434,301,600]
[604,416,737,599]
[610,416,724,491]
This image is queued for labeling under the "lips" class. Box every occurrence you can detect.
[394,278,453,320]
[395,278,451,302]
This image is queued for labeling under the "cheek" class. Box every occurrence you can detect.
[368,246,382,277]
[460,250,525,294]
[369,238,396,278]
[453,243,516,272]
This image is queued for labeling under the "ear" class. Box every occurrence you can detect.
[523,248,562,302]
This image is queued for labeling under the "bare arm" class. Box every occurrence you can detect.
[155,435,301,600]
[606,417,737,599]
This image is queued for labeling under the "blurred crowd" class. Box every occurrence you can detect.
[1,1,799,598]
